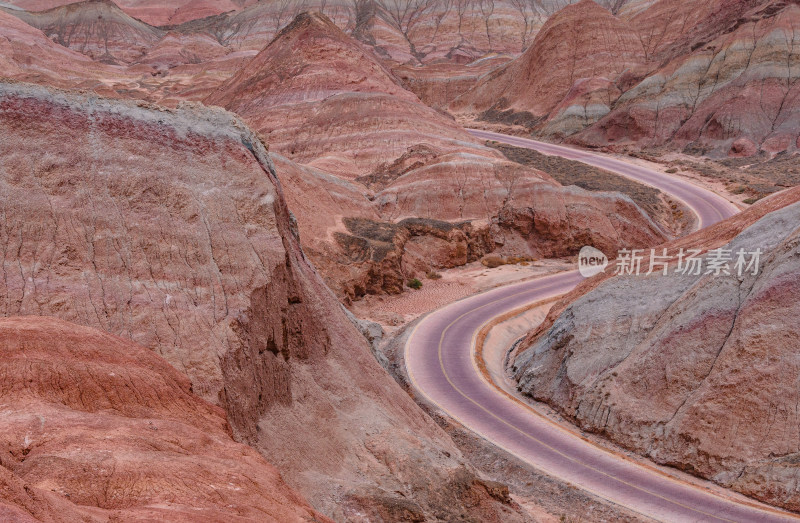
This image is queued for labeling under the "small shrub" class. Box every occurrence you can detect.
[743,197,761,205]
[506,255,533,264]
[481,255,505,268]
[665,167,678,174]
[731,185,747,195]
[426,271,442,280]
[407,278,423,290]
[481,255,534,268]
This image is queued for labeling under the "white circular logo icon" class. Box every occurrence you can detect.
[578,246,608,278]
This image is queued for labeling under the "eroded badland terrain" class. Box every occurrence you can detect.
[1,0,800,521]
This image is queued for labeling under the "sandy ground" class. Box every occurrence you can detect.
[349,259,573,331]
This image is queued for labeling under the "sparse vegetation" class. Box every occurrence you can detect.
[426,271,442,280]
[407,278,423,289]
[481,255,534,268]
[665,167,678,173]
[488,141,688,233]
[481,255,505,268]
[670,152,799,202]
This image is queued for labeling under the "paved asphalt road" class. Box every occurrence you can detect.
[405,131,797,521]
[469,129,738,229]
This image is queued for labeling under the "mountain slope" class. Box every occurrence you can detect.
[573,0,800,156]
[3,0,164,63]
[511,186,800,511]
[0,316,326,522]
[0,80,528,520]
[452,0,647,137]
[205,11,495,178]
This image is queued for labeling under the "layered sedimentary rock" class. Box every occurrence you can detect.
[452,0,648,137]
[0,81,527,520]
[446,0,800,157]
[133,31,227,68]
[392,56,514,110]
[205,12,666,299]
[3,0,165,63]
[0,9,127,90]
[2,0,245,25]
[173,0,538,62]
[373,161,666,256]
[573,0,800,156]
[0,316,326,522]
[511,186,800,511]
[204,11,499,178]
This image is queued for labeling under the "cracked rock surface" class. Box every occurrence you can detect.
[511,189,800,510]
[0,316,328,522]
[0,80,530,521]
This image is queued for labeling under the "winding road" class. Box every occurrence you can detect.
[405,130,797,522]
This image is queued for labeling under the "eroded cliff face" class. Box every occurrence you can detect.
[451,0,800,158]
[0,316,327,522]
[573,0,800,157]
[0,81,528,520]
[510,187,800,511]
[451,0,648,137]
[203,12,667,300]
[4,0,166,64]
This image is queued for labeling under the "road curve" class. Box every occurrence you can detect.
[469,128,739,229]
[406,133,797,521]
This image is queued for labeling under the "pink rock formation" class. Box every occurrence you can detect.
[452,0,648,137]
[511,186,800,511]
[0,316,328,522]
[573,0,800,156]
[6,0,165,64]
[0,80,527,520]
[133,31,227,68]
[204,12,665,299]
[204,11,496,178]
[0,9,126,90]
[392,55,514,110]
[3,0,243,25]
[150,0,240,25]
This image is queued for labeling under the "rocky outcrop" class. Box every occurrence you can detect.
[204,11,499,178]
[452,0,648,137]
[331,216,492,298]
[572,0,800,157]
[510,186,800,511]
[3,0,165,64]
[0,81,529,520]
[0,316,327,522]
[203,12,666,300]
